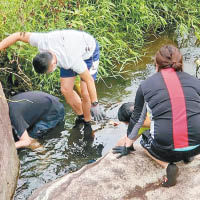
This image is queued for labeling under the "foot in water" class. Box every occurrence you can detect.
[83,121,93,141]
[162,163,179,187]
[29,139,44,151]
[73,114,85,128]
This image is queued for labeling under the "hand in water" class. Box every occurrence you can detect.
[91,103,106,121]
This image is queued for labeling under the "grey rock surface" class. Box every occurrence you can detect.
[0,82,20,200]
[29,145,200,200]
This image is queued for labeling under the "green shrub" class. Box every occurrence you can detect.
[0,0,199,95]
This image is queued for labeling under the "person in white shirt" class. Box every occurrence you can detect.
[0,30,105,127]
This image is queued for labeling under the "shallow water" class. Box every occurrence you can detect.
[14,32,200,200]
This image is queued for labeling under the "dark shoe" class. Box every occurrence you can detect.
[83,121,93,141]
[183,157,194,164]
[73,115,85,128]
[162,163,179,187]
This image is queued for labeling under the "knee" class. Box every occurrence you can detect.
[61,85,82,106]
[61,85,72,98]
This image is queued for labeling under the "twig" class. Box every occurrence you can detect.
[0,67,31,86]
[0,95,33,103]
[99,76,112,88]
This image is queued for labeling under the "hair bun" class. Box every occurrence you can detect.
[171,61,177,68]
[155,45,183,72]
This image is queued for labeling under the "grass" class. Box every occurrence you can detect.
[0,0,199,95]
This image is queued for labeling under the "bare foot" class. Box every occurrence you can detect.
[29,139,43,150]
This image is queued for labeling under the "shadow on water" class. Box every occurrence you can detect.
[14,31,200,199]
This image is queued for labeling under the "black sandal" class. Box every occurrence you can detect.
[183,156,194,164]
[162,163,179,187]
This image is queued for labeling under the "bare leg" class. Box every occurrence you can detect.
[144,149,168,169]
[144,149,178,187]
[61,77,83,115]
[80,80,91,122]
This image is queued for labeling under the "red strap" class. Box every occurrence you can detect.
[161,68,188,148]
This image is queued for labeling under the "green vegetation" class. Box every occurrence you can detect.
[0,0,200,95]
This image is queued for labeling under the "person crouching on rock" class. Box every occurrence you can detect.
[113,45,200,187]
[111,102,150,147]
[8,91,65,149]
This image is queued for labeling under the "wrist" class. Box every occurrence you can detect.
[91,101,98,106]
[126,145,135,151]
[126,136,134,147]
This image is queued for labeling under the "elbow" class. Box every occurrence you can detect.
[15,32,29,42]
[14,32,21,40]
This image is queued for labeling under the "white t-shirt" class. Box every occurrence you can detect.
[29,30,96,74]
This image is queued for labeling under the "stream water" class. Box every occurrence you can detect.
[14,31,200,200]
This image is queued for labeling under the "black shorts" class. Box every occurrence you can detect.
[140,130,200,163]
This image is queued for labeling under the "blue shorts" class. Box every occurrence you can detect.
[60,40,100,80]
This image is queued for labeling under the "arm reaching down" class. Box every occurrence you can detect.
[113,135,137,159]
[0,32,31,50]
[15,129,34,149]
[80,69,105,121]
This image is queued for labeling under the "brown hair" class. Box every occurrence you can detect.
[155,45,183,72]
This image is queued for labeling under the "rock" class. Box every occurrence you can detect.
[29,145,200,200]
[0,82,20,200]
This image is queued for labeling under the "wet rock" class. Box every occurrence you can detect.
[0,82,20,200]
[29,146,200,200]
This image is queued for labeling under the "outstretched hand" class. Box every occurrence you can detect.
[112,145,135,159]
[91,103,106,121]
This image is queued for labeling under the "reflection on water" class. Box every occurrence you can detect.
[15,122,102,200]
[14,32,200,200]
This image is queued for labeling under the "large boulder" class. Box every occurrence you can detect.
[0,82,20,200]
[29,145,200,200]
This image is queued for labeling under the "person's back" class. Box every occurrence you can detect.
[115,45,200,187]
[140,70,200,149]
[8,91,65,148]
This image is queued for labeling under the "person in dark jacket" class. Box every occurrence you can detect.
[113,45,200,187]
[8,91,65,149]
[112,102,150,149]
